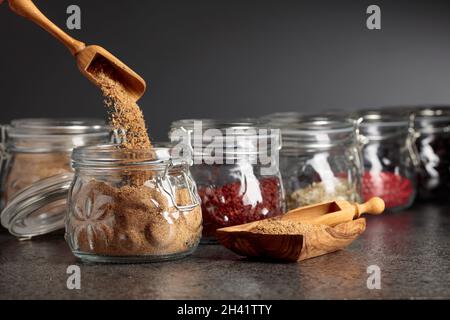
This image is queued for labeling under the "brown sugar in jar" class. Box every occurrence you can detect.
[4,152,71,203]
[66,145,202,263]
[0,119,111,208]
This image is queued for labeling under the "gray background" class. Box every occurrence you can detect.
[1,0,450,140]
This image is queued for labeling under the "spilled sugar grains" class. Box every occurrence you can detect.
[88,57,152,150]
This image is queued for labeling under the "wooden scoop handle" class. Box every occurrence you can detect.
[304,197,385,227]
[354,197,385,218]
[8,0,85,55]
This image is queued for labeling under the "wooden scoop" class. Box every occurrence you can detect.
[216,197,385,262]
[281,196,385,226]
[8,0,146,101]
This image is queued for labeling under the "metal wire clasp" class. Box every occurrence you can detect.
[407,112,421,168]
[157,159,201,212]
[0,125,10,210]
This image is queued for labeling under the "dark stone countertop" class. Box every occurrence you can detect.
[0,203,449,300]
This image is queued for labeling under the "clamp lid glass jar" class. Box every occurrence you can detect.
[279,115,363,210]
[413,106,450,200]
[0,118,111,237]
[358,110,418,210]
[66,145,202,263]
[0,118,111,206]
[170,119,285,243]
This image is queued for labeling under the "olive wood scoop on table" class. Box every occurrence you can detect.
[8,0,146,101]
[217,197,385,262]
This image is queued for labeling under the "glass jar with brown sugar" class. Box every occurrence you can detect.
[65,145,202,263]
[0,119,111,210]
[0,119,111,237]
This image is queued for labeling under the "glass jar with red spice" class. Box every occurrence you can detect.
[278,115,363,210]
[412,106,450,201]
[169,119,285,243]
[358,110,419,210]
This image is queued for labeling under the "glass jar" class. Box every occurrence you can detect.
[0,119,111,209]
[66,145,202,263]
[358,110,419,210]
[279,115,363,210]
[170,119,285,243]
[413,106,450,200]
[0,119,111,236]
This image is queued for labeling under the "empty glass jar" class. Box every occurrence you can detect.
[66,145,202,263]
[279,115,363,210]
[413,106,450,200]
[358,110,419,210]
[170,119,285,243]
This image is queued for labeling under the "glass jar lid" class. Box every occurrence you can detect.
[1,173,74,238]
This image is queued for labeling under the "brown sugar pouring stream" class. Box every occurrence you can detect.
[8,0,146,101]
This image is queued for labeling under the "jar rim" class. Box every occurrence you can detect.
[71,145,190,169]
[0,173,73,238]
[278,115,357,151]
[282,115,355,132]
[259,112,303,123]
[357,111,410,127]
[414,106,450,122]
[169,119,282,157]
[170,118,273,131]
[8,118,110,137]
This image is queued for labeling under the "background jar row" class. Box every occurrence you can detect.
[169,114,422,243]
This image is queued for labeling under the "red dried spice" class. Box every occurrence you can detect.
[198,177,284,238]
[362,171,414,209]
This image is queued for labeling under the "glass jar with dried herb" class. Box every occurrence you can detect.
[279,115,363,210]
[358,110,419,210]
[169,120,285,243]
[413,106,450,201]
[65,145,202,263]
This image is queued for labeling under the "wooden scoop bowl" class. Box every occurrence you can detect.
[8,0,146,101]
[216,197,385,262]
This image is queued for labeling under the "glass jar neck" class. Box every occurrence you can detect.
[278,115,358,155]
[358,111,413,141]
[360,124,411,141]
[170,119,281,158]
[71,145,190,171]
[7,134,111,153]
[71,145,200,212]
[414,107,450,134]
[3,119,111,153]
